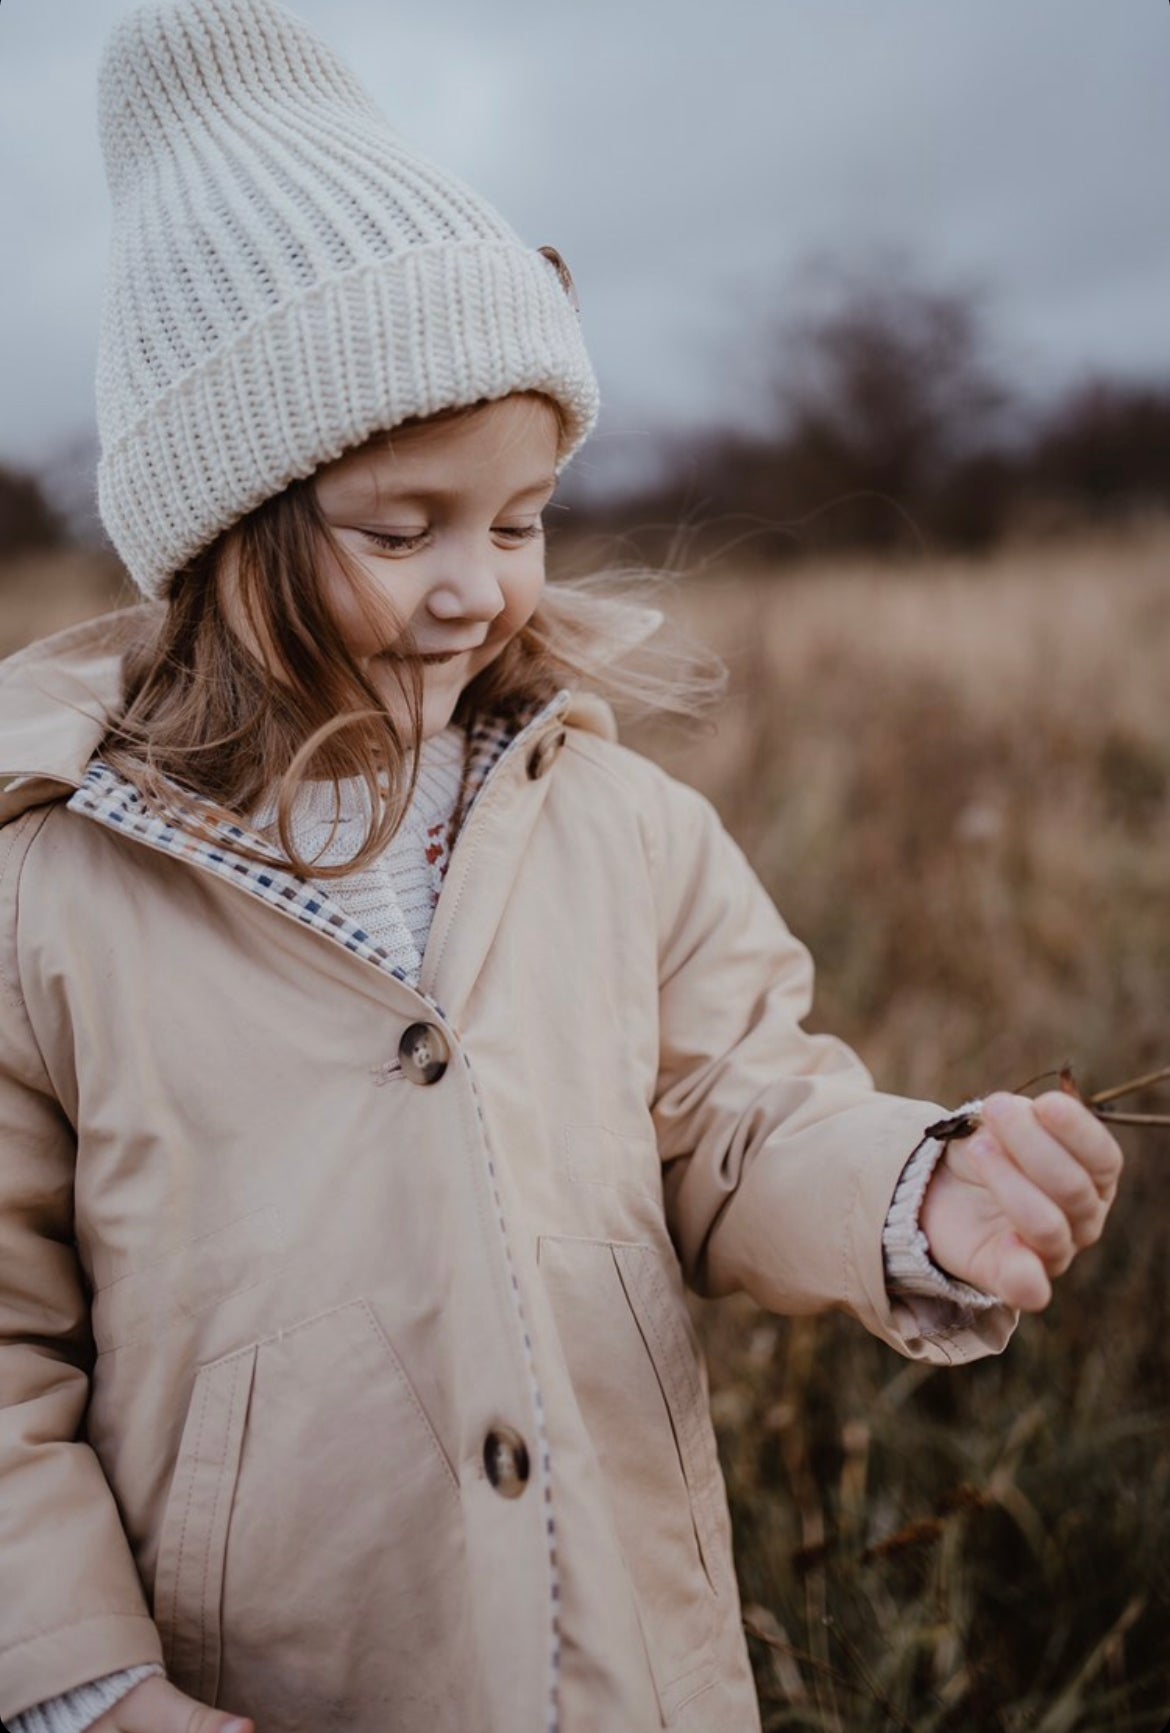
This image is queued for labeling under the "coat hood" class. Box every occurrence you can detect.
[0,604,629,826]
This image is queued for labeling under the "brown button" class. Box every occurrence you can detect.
[526,728,566,781]
[397,1021,449,1085]
[484,1426,530,1498]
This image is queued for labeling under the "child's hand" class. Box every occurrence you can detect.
[88,1674,254,1733]
[918,1090,1123,1311]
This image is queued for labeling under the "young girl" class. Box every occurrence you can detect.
[0,3,1122,1731]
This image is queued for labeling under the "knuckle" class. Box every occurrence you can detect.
[1034,1091,1085,1135]
[1077,1210,1106,1248]
[1031,1211,1073,1262]
[1060,1175,1099,1218]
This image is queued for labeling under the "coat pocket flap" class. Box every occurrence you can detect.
[611,1244,728,1597]
[154,1343,257,1703]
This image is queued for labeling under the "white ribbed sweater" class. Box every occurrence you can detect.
[245,721,468,982]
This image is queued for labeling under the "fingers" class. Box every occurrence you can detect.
[105,1674,255,1733]
[920,1087,1124,1313]
[979,1091,1122,1251]
[964,1131,1079,1277]
[1029,1089,1125,1200]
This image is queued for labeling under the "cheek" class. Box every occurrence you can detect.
[500,557,546,632]
[321,547,417,654]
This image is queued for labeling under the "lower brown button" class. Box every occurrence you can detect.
[484,1425,530,1498]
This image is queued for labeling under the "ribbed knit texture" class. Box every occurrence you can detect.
[95,0,600,597]
[7,1663,164,1733]
[882,1098,1000,1315]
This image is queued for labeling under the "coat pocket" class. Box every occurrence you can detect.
[153,1342,256,1704]
[152,1299,469,1728]
[537,1235,730,1723]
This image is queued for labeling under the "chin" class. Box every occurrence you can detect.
[369,666,463,742]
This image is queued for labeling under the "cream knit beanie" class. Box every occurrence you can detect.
[95,0,600,598]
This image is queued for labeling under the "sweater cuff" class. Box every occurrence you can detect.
[883,1099,1001,1319]
[8,1664,165,1733]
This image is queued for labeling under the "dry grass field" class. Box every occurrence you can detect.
[620,521,1170,1731]
[2,520,1168,1728]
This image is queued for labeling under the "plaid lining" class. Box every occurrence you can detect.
[65,685,573,1732]
[65,695,567,992]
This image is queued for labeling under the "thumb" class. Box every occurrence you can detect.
[118,1675,255,1733]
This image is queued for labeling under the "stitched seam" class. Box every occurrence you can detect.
[94,1205,280,1296]
[560,1123,660,1201]
[0,809,55,1017]
[166,1370,210,1664]
[458,1048,561,1733]
[356,1300,460,1494]
[427,694,569,980]
[0,1610,156,1661]
[616,1249,725,1598]
[96,1261,289,1358]
[673,1673,724,1715]
[198,1353,244,1698]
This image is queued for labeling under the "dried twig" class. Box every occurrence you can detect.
[926,1060,1170,1142]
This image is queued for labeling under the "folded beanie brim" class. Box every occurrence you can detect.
[98,240,599,596]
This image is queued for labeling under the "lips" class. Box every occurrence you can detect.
[378,645,481,663]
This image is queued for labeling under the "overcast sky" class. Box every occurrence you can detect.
[1,0,1167,498]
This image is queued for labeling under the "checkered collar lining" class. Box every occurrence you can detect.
[65,690,572,999]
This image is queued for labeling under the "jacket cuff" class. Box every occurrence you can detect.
[882,1099,1000,1312]
[7,1664,165,1733]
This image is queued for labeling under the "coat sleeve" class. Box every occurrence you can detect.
[0,812,164,1725]
[642,767,1017,1366]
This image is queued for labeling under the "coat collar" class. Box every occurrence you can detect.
[0,603,624,826]
[58,676,579,1025]
[0,605,153,823]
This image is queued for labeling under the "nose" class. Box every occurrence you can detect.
[424,556,508,626]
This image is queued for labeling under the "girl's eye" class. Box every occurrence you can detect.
[360,522,543,552]
[495,523,543,542]
[362,530,428,552]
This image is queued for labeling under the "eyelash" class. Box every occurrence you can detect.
[362,524,544,552]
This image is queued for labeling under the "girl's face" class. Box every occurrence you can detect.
[311,393,561,740]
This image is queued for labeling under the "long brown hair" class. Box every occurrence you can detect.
[97,393,727,879]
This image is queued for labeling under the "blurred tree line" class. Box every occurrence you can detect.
[2,260,1168,568]
[570,261,1170,565]
[0,467,65,557]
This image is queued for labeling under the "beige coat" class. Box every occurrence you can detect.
[0,608,1013,1732]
